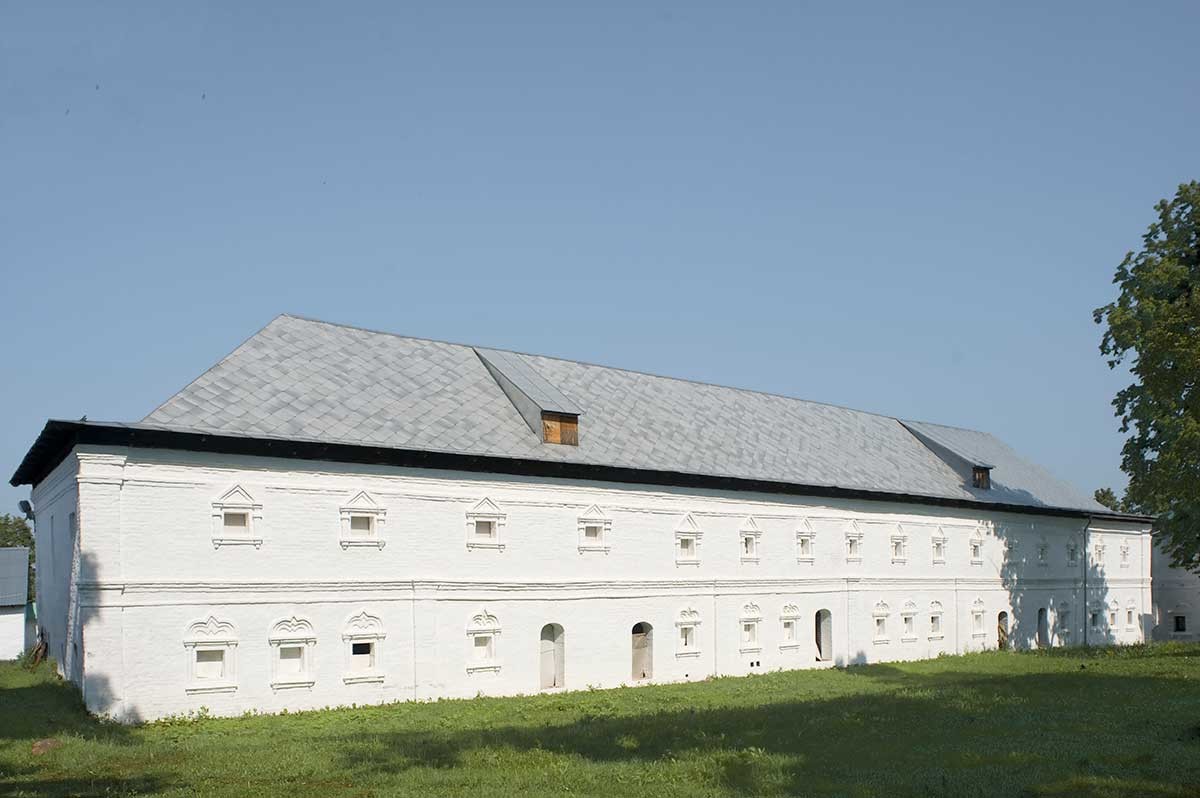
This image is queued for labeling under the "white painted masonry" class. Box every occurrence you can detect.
[34,444,1151,722]
[1152,541,1200,641]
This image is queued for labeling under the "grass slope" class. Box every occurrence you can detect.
[2,645,1199,797]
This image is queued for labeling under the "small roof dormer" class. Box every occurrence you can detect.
[475,347,582,446]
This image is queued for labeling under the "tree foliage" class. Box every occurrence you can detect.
[1094,181,1200,571]
[1093,487,1129,513]
[0,514,34,601]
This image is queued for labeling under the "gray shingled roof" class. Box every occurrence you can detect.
[142,314,1107,514]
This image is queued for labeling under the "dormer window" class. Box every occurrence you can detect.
[541,412,579,446]
[972,466,992,490]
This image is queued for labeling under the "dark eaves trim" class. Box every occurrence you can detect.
[9,420,1157,526]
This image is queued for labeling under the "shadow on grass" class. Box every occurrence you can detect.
[0,662,134,745]
[325,665,1200,798]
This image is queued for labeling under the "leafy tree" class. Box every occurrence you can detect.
[0,513,34,601]
[1094,180,1200,572]
[1093,487,1128,513]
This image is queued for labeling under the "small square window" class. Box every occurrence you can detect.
[475,520,496,539]
[782,620,795,641]
[350,515,374,536]
[930,615,941,634]
[473,634,494,661]
[223,512,248,530]
[679,537,696,559]
[584,525,602,541]
[195,649,225,679]
[351,641,375,670]
[278,645,304,675]
[1175,615,1188,633]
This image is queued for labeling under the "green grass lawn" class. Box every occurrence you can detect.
[2,645,1200,797]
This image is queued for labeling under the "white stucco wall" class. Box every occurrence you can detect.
[0,606,26,660]
[29,455,79,675]
[35,444,1153,722]
[1151,539,1200,641]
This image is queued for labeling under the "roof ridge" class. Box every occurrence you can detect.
[278,313,974,431]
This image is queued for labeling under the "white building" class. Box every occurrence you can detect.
[0,547,31,659]
[1152,542,1199,641]
[10,315,1154,722]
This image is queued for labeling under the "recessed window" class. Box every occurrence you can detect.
[742,623,757,645]
[676,607,702,658]
[1175,615,1188,634]
[738,518,761,564]
[184,616,238,694]
[1067,543,1079,565]
[930,614,941,635]
[1108,610,1117,627]
[846,533,862,562]
[211,485,263,549]
[742,534,757,557]
[797,535,813,560]
[738,603,762,653]
[577,506,612,553]
[903,615,914,637]
[891,535,907,563]
[875,617,887,639]
[970,539,983,564]
[466,498,507,551]
[678,536,696,559]
[782,620,796,641]
[1120,543,1131,567]
[195,649,225,679]
[972,466,991,490]
[675,514,703,565]
[1126,609,1134,628]
[269,616,317,689]
[1037,543,1048,565]
[350,515,374,536]
[971,600,986,638]
[338,491,387,549]
[873,601,890,644]
[932,538,946,563]
[466,608,502,674]
[342,610,386,684]
[1090,611,1101,630]
[779,604,802,650]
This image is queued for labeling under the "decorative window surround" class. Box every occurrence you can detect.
[890,531,908,564]
[268,616,317,690]
[738,517,762,564]
[929,601,944,640]
[795,519,815,564]
[674,513,702,567]
[1094,539,1106,563]
[779,603,802,650]
[1120,542,1131,568]
[211,485,263,549]
[1036,540,1049,567]
[1125,602,1136,630]
[971,598,986,638]
[1089,606,1102,631]
[872,601,890,644]
[1171,607,1189,637]
[577,505,612,554]
[466,498,507,551]
[1005,537,1019,562]
[184,616,238,695]
[900,601,918,642]
[339,491,387,550]
[845,522,863,563]
[675,607,702,658]
[931,531,947,565]
[342,610,386,684]
[1067,540,1080,567]
[1107,600,1119,628]
[738,602,762,653]
[969,535,984,566]
[466,608,502,674]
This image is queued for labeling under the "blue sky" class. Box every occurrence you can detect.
[2,1,1197,512]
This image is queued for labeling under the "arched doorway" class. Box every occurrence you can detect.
[815,609,832,661]
[997,611,1009,650]
[540,623,564,689]
[1037,608,1049,648]
[631,622,652,680]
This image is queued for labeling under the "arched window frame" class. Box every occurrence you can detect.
[779,603,802,650]
[342,610,386,684]
[268,616,317,690]
[738,602,762,654]
[872,600,890,644]
[183,616,238,694]
[339,491,387,550]
[900,600,918,642]
[211,485,263,549]
[675,607,702,658]
[928,601,944,640]
[466,608,502,674]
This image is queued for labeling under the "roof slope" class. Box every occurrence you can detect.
[141,314,1105,514]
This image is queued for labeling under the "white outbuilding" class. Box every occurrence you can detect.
[9,314,1156,721]
[0,547,31,659]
